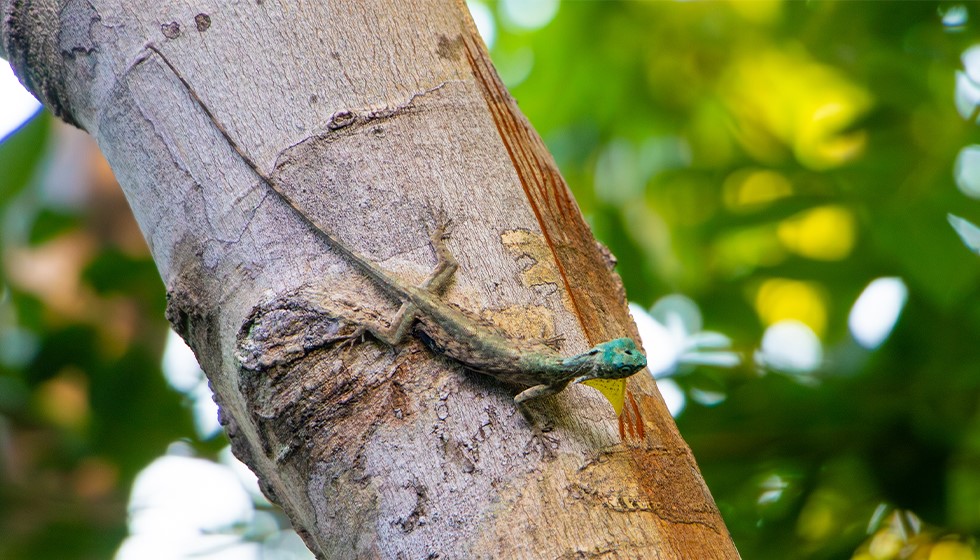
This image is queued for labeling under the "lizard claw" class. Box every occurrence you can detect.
[429,219,453,247]
[424,201,453,236]
[519,403,559,461]
[440,217,454,238]
[426,210,453,244]
[537,335,565,351]
[337,326,368,350]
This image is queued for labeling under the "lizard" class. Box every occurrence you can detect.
[148,45,647,405]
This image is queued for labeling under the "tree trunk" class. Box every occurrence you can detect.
[1,0,740,557]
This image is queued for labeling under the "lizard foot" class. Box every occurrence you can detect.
[535,334,565,351]
[424,201,453,235]
[525,430,559,462]
[417,206,458,295]
[336,326,368,351]
[426,210,454,249]
[519,403,559,461]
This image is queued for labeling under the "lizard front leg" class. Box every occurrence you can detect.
[513,379,571,405]
[516,384,566,460]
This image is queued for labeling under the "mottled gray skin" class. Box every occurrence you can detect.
[331,221,647,404]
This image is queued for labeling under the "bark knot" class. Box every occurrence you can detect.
[194,13,211,32]
[160,21,180,39]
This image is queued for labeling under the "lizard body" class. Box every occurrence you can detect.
[327,219,646,403]
[150,45,646,405]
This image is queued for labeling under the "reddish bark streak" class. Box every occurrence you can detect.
[461,34,592,340]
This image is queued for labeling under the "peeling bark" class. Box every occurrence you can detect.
[1,0,740,557]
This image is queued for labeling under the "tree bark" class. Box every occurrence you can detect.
[1,0,740,558]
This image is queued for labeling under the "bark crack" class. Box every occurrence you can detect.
[275,79,460,162]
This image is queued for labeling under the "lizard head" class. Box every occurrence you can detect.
[566,337,646,382]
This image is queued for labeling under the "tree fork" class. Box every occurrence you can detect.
[1,0,739,557]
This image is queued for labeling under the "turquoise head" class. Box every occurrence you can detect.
[565,337,646,382]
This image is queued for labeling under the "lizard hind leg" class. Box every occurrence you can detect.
[341,212,460,349]
[372,214,460,344]
[421,211,459,295]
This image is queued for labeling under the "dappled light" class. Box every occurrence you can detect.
[122,454,255,553]
[722,168,793,213]
[631,294,739,417]
[853,508,977,560]
[0,60,40,141]
[655,378,686,418]
[777,205,857,261]
[117,449,311,560]
[757,473,790,506]
[955,144,980,198]
[956,46,980,121]
[35,368,90,430]
[491,5,980,552]
[848,277,908,350]
[466,1,496,49]
[498,0,558,32]
[719,46,872,170]
[754,278,828,336]
[942,5,970,31]
[797,488,852,543]
[162,331,221,439]
[949,213,980,254]
[756,320,824,375]
[631,295,740,376]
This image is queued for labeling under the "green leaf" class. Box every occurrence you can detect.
[27,208,82,245]
[0,112,49,208]
[82,248,163,296]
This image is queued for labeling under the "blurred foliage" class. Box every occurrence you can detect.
[487,0,980,558]
[0,116,197,559]
[3,1,980,558]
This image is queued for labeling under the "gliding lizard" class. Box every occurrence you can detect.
[149,46,647,405]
